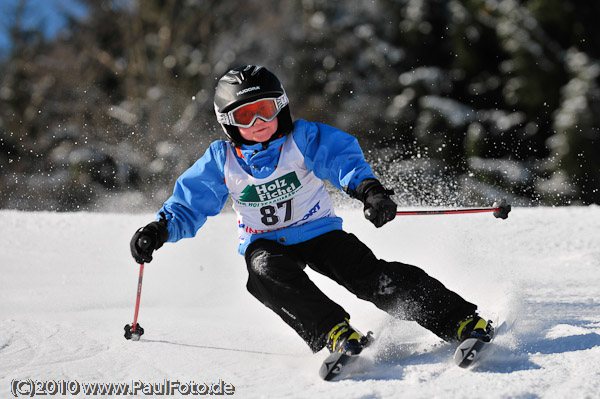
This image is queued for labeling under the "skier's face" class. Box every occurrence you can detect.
[238,117,278,143]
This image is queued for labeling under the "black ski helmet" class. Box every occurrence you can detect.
[214,65,293,146]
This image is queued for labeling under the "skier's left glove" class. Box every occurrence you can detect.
[130,214,169,264]
[353,178,397,228]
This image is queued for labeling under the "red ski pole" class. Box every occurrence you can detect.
[124,238,150,340]
[395,199,511,219]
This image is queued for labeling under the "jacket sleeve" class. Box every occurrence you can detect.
[292,119,376,194]
[157,141,230,242]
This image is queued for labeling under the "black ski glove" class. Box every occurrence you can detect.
[353,178,397,228]
[130,214,169,264]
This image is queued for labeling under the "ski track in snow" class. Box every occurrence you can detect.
[1,207,599,398]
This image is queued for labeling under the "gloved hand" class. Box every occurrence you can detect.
[354,178,397,228]
[130,215,169,264]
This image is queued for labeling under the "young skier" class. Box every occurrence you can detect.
[130,65,492,357]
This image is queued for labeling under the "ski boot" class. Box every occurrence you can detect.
[326,318,372,355]
[457,315,494,342]
[320,319,373,380]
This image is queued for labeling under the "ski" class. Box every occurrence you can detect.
[321,321,505,379]
[454,337,491,368]
[319,331,374,381]
[319,352,360,381]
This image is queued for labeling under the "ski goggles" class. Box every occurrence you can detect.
[216,93,289,128]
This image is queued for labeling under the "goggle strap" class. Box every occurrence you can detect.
[275,93,289,110]
[216,112,232,125]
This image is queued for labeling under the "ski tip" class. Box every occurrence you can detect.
[319,352,345,381]
[319,332,374,381]
[319,352,360,381]
[454,337,487,368]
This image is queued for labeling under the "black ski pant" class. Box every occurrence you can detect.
[245,230,477,352]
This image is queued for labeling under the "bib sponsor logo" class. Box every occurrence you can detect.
[238,171,302,204]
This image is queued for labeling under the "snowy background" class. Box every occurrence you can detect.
[1,207,599,398]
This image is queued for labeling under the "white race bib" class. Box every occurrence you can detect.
[224,135,336,245]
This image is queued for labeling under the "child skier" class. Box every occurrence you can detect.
[130,65,492,356]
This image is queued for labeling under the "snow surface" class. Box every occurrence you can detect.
[1,207,600,398]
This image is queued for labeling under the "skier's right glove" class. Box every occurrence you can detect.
[130,215,169,264]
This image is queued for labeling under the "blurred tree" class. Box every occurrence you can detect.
[1,0,49,209]
[1,0,599,210]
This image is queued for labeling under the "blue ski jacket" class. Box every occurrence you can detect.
[157,119,376,254]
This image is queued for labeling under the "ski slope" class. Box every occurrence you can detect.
[1,207,599,398]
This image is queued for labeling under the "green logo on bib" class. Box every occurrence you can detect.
[239,171,302,203]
